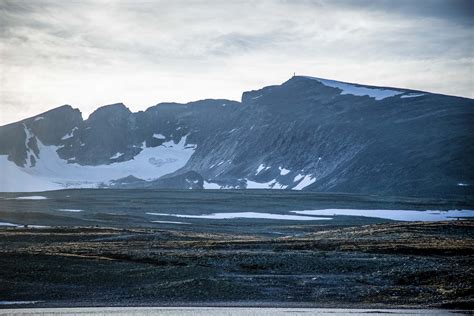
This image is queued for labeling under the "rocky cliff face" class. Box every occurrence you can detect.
[1,76,473,197]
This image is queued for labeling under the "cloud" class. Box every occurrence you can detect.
[0,0,472,125]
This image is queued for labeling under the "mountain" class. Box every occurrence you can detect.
[1,76,473,197]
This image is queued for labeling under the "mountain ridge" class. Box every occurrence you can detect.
[4,75,472,128]
[1,75,473,196]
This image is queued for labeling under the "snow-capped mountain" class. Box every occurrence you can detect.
[1,76,473,197]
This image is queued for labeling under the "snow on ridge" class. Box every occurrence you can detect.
[302,76,403,100]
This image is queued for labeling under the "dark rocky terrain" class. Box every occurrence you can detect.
[0,221,472,309]
[1,76,473,196]
[0,189,473,309]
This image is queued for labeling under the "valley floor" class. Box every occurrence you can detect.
[0,221,473,309]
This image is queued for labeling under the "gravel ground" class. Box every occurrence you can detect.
[0,221,472,309]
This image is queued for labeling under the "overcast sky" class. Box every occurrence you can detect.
[0,0,473,125]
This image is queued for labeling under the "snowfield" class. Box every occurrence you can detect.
[246,179,288,189]
[291,209,474,221]
[147,212,331,221]
[14,196,49,200]
[0,134,196,192]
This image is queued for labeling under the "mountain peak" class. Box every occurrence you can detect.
[87,103,131,120]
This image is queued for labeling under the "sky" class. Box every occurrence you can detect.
[0,0,473,125]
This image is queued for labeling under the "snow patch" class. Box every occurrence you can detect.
[256,164,270,175]
[303,76,403,100]
[110,152,123,159]
[291,209,474,222]
[57,209,83,212]
[279,167,290,175]
[61,127,78,140]
[0,222,48,228]
[293,175,316,190]
[401,93,426,99]
[152,133,166,140]
[246,179,287,189]
[293,174,304,182]
[14,196,48,200]
[203,181,222,189]
[152,220,190,225]
[0,222,20,227]
[147,212,331,221]
[0,301,41,305]
[34,117,44,121]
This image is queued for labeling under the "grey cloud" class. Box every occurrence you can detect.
[0,0,472,125]
[322,0,473,26]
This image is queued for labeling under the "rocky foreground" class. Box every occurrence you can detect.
[0,221,473,309]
